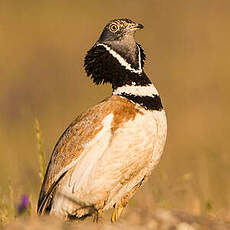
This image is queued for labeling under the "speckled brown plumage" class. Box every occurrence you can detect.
[38,96,142,214]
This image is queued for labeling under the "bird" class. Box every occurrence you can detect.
[37,18,167,222]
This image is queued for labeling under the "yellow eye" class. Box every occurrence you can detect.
[109,23,119,32]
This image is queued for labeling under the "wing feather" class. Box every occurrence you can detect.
[70,113,114,193]
[37,102,107,214]
[37,96,140,214]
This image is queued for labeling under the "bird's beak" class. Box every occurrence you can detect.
[129,23,144,31]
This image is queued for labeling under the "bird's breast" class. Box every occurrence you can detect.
[50,97,167,216]
[70,108,167,204]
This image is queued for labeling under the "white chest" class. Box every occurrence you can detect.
[51,109,167,216]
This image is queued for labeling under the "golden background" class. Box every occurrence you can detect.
[0,0,229,219]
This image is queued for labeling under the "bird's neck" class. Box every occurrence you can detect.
[84,43,163,111]
[112,83,163,111]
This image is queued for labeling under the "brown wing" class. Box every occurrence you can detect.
[37,96,140,214]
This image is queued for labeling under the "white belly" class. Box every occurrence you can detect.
[51,109,167,217]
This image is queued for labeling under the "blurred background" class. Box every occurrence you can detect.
[0,0,230,221]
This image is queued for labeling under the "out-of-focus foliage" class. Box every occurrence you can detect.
[0,0,230,225]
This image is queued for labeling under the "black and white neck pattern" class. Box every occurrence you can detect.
[97,43,143,74]
[113,83,163,111]
[84,42,163,111]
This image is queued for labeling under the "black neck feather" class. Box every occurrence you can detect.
[84,44,151,90]
[119,93,163,111]
[84,43,164,111]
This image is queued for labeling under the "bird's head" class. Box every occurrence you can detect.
[98,18,143,43]
[84,18,148,87]
[97,19,144,65]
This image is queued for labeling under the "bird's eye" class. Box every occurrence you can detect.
[109,23,119,32]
